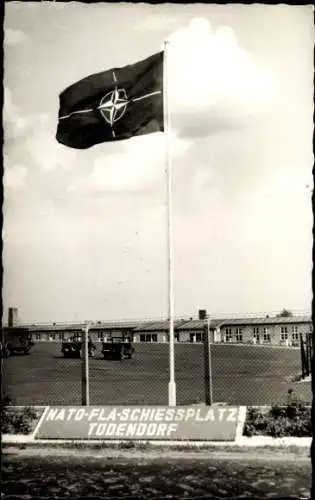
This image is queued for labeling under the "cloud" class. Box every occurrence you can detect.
[69,131,192,193]
[4,164,28,190]
[3,88,31,141]
[4,89,77,176]
[165,19,277,135]
[4,28,29,46]
[3,88,16,118]
[258,167,313,219]
[61,19,277,195]
[0,18,281,200]
[24,114,78,172]
[133,14,179,32]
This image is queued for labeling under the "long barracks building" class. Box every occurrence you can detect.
[3,308,312,347]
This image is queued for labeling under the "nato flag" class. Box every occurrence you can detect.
[56,52,164,149]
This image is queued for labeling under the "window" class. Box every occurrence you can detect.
[225,328,232,342]
[140,334,158,342]
[175,333,180,342]
[196,333,202,343]
[263,333,271,342]
[292,333,299,341]
[263,327,268,334]
[97,332,103,339]
[253,327,259,335]
[233,328,242,342]
[281,326,287,334]
[36,333,41,340]
[281,333,288,341]
[190,333,195,343]
[292,326,298,334]
[58,333,64,340]
[50,333,55,340]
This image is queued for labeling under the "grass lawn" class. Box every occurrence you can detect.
[2,341,311,406]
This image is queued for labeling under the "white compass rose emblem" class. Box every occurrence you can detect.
[58,66,161,141]
[99,88,129,126]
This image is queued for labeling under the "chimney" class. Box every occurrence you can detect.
[198,309,207,320]
[8,307,18,327]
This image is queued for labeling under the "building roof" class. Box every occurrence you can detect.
[5,315,312,333]
[89,321,141,330]
[23,323,85,332]
[176,319,224,330]
[133,320,188,332]
[2,326,30,332]
[218,315,311,326]
[20,321,142,332]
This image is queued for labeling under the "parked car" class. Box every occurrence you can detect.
[1,328,32,357]
[61,335,96,358]
[101,334,135,360]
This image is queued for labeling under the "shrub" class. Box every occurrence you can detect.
[118,440,136,449]
[244,401,312,437]
[1,405,39,434]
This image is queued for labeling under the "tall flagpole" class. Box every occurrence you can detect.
[163,40,176,406]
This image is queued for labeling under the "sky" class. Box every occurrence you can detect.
[3,2,314,324]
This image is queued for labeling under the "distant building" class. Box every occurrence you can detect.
[175,319,223,343]
[218,316,312,347]
[3,307,312,347]
[132,319,188,343]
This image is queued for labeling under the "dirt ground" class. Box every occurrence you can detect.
[2,446,312,499]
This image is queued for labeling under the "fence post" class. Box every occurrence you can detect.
[306,335,310,376]
[300,333,307,378]
[307,332,313,376]
[81,324,90,406]
[203,317,213,406]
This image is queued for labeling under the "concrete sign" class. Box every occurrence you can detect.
[34,406,245,441]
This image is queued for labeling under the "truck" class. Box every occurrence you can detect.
[101,333,135,360]
[1,327,33,357]
[61,334,97,359]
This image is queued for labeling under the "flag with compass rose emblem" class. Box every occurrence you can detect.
[56,52,164,149]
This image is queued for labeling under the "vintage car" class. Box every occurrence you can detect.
[1,328,32,357]
[61,335,97,359]
[101,334,135,360]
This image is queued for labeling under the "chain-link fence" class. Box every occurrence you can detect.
[1,329,312,406]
